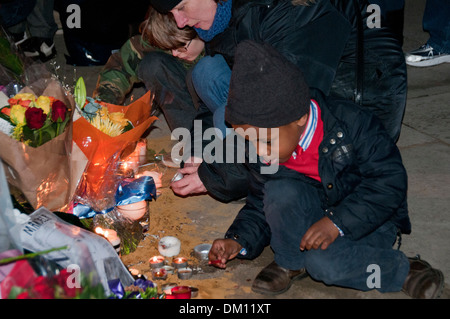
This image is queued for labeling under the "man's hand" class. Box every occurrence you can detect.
[208,239,243,269]
[300,217,340,251]
[170,165,207,196]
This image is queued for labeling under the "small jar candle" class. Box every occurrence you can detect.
[149,255,165,268]
[152,268,168,280]
[177,267,193,280]
[172,256,188,269]
[171,286,191,299]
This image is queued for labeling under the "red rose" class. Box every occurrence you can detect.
[51,100,67,122]
[30,276,55,299]
[25,107,47,129]
[16,291,31,299]
[55,269,82,298]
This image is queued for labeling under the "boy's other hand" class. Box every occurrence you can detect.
[300,217,339,251]
[208,239,243,269]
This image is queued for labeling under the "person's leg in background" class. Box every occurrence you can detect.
[191,55,232,139]
[18,0,58,61]
[405,0,450,67]
[0,0,37,45]
[138,51,198,132]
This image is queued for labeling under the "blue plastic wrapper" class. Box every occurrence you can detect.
[115,176,157,206]
[73,175,156,219]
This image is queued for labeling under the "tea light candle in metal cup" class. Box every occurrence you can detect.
[193,243,212,261]
[171,171,184,183]
[189,286,199,298]
[162,265,175,274]
[177,267,193,280]
[149,255,165,268]
[171,286,192,299]
[152,267,168,280]
[172,256,188,269]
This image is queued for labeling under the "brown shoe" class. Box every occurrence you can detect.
[251,261,308,295]
[402,255,444,299]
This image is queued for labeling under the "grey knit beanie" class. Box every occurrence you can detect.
[226,40,310,128]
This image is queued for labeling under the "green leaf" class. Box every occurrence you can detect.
[8,286,26,299]
[0,37,23,77]
[74,77,87,109]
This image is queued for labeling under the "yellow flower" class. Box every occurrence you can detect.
[35,96,51,114]
[10,104,27,125]
[90,116,124,137]
[13,93,36,101]
[98,106,110,119]
[108,112,129,127]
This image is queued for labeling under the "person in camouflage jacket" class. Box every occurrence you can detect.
[94,6,204,131]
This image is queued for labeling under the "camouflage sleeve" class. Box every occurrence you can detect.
[93,35,157,104]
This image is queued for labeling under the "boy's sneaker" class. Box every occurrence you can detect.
[405,44,450,67]
[18,37,56,62]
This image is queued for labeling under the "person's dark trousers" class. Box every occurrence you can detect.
[0,0,36,28]
[263,176,410,292]
[137,51,198,131]
[423,0,450,53]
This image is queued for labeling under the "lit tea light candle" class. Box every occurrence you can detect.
[149,255,165,268]
[95,227,120,254]
[152,267,167,280]
[172,256,188,269]
[177,267,193,280]
[162,283,177,295]
[128,268,147,280]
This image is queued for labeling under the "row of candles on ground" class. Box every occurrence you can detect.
[129,267,197,299]
[129,256,197,299]
[149,255,193,280]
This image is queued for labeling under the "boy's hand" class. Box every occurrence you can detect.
[208,239,243,269]
[300,217,340,251]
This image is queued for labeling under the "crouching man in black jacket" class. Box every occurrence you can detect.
[201,40,443,298]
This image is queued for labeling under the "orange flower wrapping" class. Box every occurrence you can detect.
[72,91,157,211]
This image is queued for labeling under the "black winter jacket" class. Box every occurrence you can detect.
[221,94,411,259]
[205,0,407,140]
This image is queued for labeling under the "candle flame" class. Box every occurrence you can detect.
[95,227,104,235]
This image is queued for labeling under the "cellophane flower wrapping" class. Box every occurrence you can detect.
[72,91,157,213]
[0,71,80,212]
[0,165,110,299]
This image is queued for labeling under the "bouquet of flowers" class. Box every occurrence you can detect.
[72,78,158,213]
[0,248,105,299]
[0,78,78,212]
[0,92,71,147]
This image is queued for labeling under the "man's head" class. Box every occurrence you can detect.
[150,0,219,30]
[225,40,311,164]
